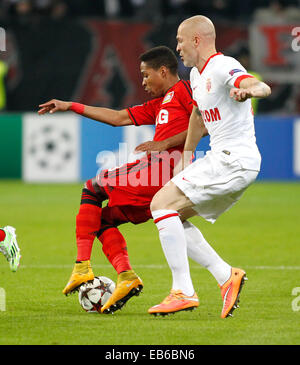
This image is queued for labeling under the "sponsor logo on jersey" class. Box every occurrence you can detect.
[200,107,221,123]
[229,68,243,76]
[156,109,169,125]
[162,91,174,104]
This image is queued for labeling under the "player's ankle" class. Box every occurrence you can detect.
[117,269,137,283]
[75,259,89,264]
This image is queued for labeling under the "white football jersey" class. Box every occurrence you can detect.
[190,52,261,171]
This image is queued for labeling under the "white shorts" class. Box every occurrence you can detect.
[172,150,259,223]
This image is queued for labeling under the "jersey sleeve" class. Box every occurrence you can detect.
[217,57,254,89]
[127,99,160,126]
[178,80,194,114]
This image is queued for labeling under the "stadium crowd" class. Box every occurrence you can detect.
[0,0,299,22]
[0,0,299,114]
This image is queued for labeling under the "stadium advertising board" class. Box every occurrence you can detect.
[0,114,299,181]
[250,23,300,84]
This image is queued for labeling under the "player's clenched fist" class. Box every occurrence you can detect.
[38,99,71,115]
[229,88,253,102]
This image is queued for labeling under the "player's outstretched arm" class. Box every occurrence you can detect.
[230,77,271,102]
[38,99,133,127]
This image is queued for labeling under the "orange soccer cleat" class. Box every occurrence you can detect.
[62,260,94,295]
[148,290,199,316]
[219,267,247,318]
[101,270,143,314]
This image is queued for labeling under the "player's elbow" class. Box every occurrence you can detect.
[265,84,271,97]
[257,81,271,98]
[112,110,132,127]
[110,111,122,126]
[202,127,209,137]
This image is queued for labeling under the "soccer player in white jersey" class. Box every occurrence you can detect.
[148,15,271,318]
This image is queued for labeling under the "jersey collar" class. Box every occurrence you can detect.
[163,79,181,95]
[199,52,223,74]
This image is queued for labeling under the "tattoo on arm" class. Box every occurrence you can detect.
[195,108,202,116]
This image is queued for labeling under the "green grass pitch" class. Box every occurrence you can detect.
[0,180,299,345]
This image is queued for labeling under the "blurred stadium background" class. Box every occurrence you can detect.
[0,0,300,182]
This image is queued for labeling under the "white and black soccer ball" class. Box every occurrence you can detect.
[78,276,115,313]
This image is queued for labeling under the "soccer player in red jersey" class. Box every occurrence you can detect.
[38,46,195,313]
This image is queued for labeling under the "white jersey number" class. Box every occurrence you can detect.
[156,109,169,125]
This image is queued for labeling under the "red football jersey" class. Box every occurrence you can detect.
[126,80,193,152]
[98,80,193,207]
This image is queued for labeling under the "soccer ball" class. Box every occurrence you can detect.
[78,276,115,313]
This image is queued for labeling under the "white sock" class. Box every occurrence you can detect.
[183,221,231,286]
[152,209,195,296]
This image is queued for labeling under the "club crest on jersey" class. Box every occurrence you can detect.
[162,91,174,104]
[229,69,243,76]
[206,78,212,92]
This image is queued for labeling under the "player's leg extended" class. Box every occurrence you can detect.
[149,182,199,315]
[0,226,21,272]
[97,206,143,314]
[184,219,232,285]
[62,178,108,295]
[183,220,246,318]
[98,224,132,275]
[100,228,143,314]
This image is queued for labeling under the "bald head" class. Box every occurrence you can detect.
[176,15,217,68]
[180,15,216,41]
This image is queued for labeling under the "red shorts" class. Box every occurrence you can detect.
[102,204,151,226]
[99,204,151,236]
[95,153,176,207]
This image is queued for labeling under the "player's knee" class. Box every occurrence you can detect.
[84,177,97,193]
[150,195,163,212]
[151,182,192,213]
[84,177,108,203]
[150,187,174,212]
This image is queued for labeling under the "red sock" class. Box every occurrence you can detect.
[76,179,107,261]
[75,181,106,262]
[99,227,132,274]
[76,204,102,261]
[0,229,6,242]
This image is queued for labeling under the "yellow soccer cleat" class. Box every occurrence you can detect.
[219,267,247,318]
[101,270,143,314]
[62,260,94,295]
[148,290,199,316]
